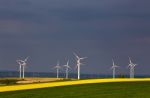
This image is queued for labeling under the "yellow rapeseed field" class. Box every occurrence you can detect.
[0,78,150,92]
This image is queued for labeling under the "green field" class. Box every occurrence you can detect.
[0,81,149,98]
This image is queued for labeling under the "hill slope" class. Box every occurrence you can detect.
[0,81,150,98]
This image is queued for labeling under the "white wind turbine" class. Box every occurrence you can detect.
[16,57,29,79]
[22,57,29,79]
[74,53,87,80]
[63,60,71,79]
[111,59,119,79]
[16,60,22,79]
[128,57,137,78]
[54,61,61,78]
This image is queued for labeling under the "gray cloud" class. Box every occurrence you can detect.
[0,0,149,74]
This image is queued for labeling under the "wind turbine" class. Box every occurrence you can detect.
[63,60,71,79]
[22,57,29,79]
[54,61,61,78]
[16,60,22,79]
[16,57,29,79]
[74,53,87,80]
[111,59,119,79]
[128,57,137,78]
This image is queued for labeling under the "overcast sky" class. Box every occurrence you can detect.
[0,0,150,75]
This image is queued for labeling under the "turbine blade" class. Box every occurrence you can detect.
[80,63,85,65]
[129,56,132,64]
[67,60,69,65]
[73,52,80,59]
[127,64,132,68]
[112,59,115,66]
[64,65,71,69]
[63,65,67,67]
[80,57,87,60]
[68,66,71,69]
[16,60,23,65]
[25,56,29,62]
[57,61,59,66]
[134,64,137,67]
[110,66,113,69]
[75,65,78,69]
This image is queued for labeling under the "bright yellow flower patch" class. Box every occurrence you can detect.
[0,78,150,92]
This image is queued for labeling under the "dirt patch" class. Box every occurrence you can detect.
[16,78,64,84]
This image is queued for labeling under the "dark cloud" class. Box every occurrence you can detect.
[0,0,149,75]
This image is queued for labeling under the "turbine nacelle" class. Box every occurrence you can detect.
[54,65,61,69]
[63,65,71,68]
[128,64,137,68]
[111,65,119,69]
[54,61,61,69]
[128,57,137,68]
[73,53,87,60]
[63,61,71,68]
[16,56,29,66]
[111,59,119,69]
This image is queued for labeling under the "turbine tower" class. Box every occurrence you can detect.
[54,61,61,78]
[63,60,71,79]
[74,53,87,80]
[16,60,22,79]
[128,57,137,78]
[16,57,29,79]
[22,57,29,79]
[111,59,119,79]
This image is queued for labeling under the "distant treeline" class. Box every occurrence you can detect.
[0,71,149,79]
